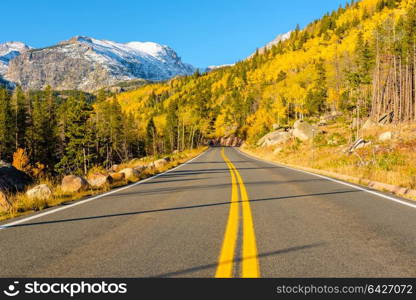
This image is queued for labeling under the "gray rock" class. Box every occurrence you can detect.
[87,173,113,188]
[146,162,156,169]
[134,165,147,173]
[379,131,394,142]
[61,175,89,193]
[26,184,52,200]
[257,130,288,147]
[119,168,139,181]
[293,120,314,141]
[154,158,169,169]
[109,172,125,182]
[362,119,378,130]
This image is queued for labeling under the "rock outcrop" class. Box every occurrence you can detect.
[257,131,291,147]
[209,136,244,147]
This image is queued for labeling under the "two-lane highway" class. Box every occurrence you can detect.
[0,147,415,277]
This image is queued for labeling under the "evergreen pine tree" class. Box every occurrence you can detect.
[12,86,28,150]
[56,94,93,175]
[0,88,14,160]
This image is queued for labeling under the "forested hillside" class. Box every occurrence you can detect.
[113,0,416,145]
[0,0,415,178]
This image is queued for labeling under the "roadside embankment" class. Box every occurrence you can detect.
[241,119,416,202]
[0,147,207,222]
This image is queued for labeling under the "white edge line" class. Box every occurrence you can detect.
[0,149,209,230]
[236,148,416,209]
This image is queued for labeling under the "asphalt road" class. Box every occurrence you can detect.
[0,147,415,278]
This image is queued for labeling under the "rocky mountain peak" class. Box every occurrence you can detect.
[4,36,195,91]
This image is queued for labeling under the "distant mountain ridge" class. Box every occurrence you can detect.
[3,36,195,91]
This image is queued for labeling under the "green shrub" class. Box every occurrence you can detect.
[327,132,347,147]
[376,152,406,171]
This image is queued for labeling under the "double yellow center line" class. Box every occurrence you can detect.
[215,148,260,278]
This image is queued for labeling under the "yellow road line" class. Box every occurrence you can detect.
[215,149,240,278]
[230,163,260,278]
[216,148,260,278]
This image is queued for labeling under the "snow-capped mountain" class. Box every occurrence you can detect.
[5,36,195,91]
[0,42,30,75]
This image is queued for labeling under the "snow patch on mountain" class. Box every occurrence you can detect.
[264,31,292,50]
[249,31,292,58]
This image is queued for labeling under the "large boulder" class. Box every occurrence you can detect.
[154,158,169,169]
[293,120,314,141]
[0,166,33,194]
[119,168,139,181]
[362,119,378,130]
[134,165,147,173]
[258,131,291,147]
[0,191,12,212]
[146,162,155,169]
[61,175,89,193]
[109,172,125,182]
[26,184,52,200]
[379,131,394,142]
[87,173,113,188]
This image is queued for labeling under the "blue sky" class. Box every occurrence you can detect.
[1,0,346,67]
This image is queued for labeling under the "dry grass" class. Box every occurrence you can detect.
[243,121,416,192]
[0,147,207,222]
